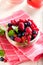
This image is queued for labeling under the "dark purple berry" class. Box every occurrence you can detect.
[8,23,12,27]
[24,22,27,28]
[27,21,31,26]
[31,35,34,40]
[21,32,25,36]
[32,30,38,35]
[18,33,22,37]
[0,57,4,61]
[10,36,14,40]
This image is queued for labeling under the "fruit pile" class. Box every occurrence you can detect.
[7,19,39,46]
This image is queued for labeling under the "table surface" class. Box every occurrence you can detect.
[0,0,43,65]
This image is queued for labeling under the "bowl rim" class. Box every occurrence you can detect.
[30,31,40,43]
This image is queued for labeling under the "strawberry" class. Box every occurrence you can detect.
[15,37,21,43]
[19,22,24,31]
[26,27,32,35]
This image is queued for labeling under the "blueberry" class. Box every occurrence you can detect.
[27,21,31,26]
[0,57,4,61]
[24,22,27,28]
[8,23,12,27]
[10,36,14,40]
[21,32,25,36]
[31,36,34,40]
[32,30,37,34]
[18,33,22,37]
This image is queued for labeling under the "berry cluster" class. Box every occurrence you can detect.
[7,19,39,45]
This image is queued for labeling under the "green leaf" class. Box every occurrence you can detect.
[8,30,15,36]
[12,26,18,33]
[0,29,5,35]
[0,50,5,57]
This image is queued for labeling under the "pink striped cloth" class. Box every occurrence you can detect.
[0,35,29,65]
[17,32,43,61]
[0,10,43,65]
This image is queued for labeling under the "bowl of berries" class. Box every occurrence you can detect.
[6,19,40,47]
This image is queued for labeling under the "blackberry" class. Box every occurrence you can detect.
[24,22,27,28]
[27,21,31,26]
[8,23,12,27]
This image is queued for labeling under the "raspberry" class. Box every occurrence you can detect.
[27,35,31,41]
[15,37,21,43]
[27,35,31,44]
[26,27,32,35]
[31,24,35,30]
[8,27,12,32]
[31,24,39,31]
[19,19,25,23]
[33,34,37,38]
[19,22,24,31]
[11,20,17,25]
[30,20,37,28]
[24,32,29,36]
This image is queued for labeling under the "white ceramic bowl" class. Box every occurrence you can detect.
[6,30,40,47]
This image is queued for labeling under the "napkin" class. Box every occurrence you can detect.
[17,32,43,61]
[0,32,43,65]
[0,35,29,65]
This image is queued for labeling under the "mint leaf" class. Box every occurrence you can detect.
[8,30,15,37]
[12,26,18,33]
[0,29,5,35]
[0,50,5,57]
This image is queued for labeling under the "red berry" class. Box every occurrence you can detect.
[30,20,37,27]
[33,34,37,38]
[27,35,31,44]
[19,19,25,23]
[31,24,39,31]
[4,59,7,62]
[31,24,36,30]
[24,32,29,36]
[21,36,26,43]
[15,37,21,43]
[8,27,12,32]
[11,20,17,25]
[26,27,32,35]
[19,22,24,31]
[27,35,31,41]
